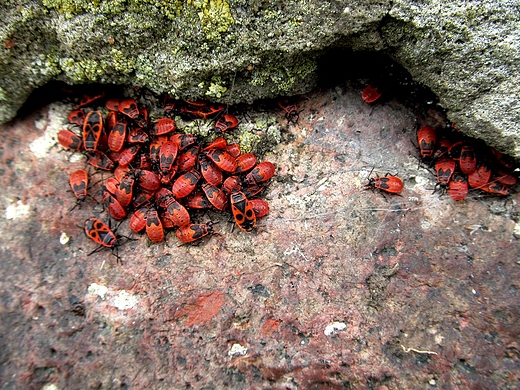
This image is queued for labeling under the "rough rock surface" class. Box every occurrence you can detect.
[1,1,519,157]
[0,72,519,388]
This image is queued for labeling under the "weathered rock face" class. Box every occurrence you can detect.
[1,0,519,157]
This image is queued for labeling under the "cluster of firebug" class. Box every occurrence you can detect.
[362,83,518,200]
[416,124,517,201]
[58,91,275,256]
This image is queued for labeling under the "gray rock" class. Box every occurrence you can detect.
[1,0,518,157]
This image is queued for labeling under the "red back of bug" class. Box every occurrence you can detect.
[170,134,196,150]
[82,111,104,151]
[129,207,149,233]
[185,191,213,209]
[145,209,164,243]
[87,151,114,171]
[206,148,237,173]
[103,191,127,220]
[115,175,134,208]
[480,182,510,196]
[234,153,257,174]
[135,169,161,191]
[435,158,456,185]
[245,161,275,185]
[226,143,241,158]
[417,125,436,158]
[215,114,239,132]
[84,217,117,248]
[105,98,122,111]
[361,84,382,104]
[151,118,176,136]
[159,141,179,176]
[127,127,149,144]
[69,169,88,200]
[250,198,269,218]
[459,145,477,175]
[164,196,191,227]
[171,169,201,198]
[223,176,242,195]
[177,145,200,172]
[118,99,139,120]
[467,163,491,188]
[202,183,228,211]
[203,136,227,151]
[108,120,127,152]
[230,190,256,231]
[176,223,213,243]
[104,177,119,195]
[117,145,141,166]
[58,129,83,151]
[366,173,404,194]
[448,174,468,201]
[68,109,86,126]
[199,156,223,186]
[495,169,517,187]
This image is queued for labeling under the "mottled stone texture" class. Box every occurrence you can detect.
[1,1,519,157]
[0,77,518,388]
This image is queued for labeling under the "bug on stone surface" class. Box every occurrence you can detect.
[365,170,404,195]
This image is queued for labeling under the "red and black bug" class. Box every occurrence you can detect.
[177,145,200,172]
[87,151,114,171]
[234,153,257,174]
[84,217,117,247]
[176,223,214,243]
[118,99,140,120]
[223,176,242,195]
[57,129,83,151]
[105,98,122,111]
[468,163,491,188]
[245,161,275,185]
[226,143,241,158]
[151,118,176,136]
[448,174,468,201]
[185,191,213,209]
[365,171,404,194]
[134,169,161,191]
[103,191,127,220]
[69,169,89,201]
[115,174,134,208]
[434,158,456,187]
[159,141,179,176]
[156,188,191,227]
[203,136,227,151]
[171,169,201,198]
[417,125,436,158]
[202,183,228,211]
[82,110,104,152]
[361,84,382,104]
[459,145,477,175]
[230,190,256,232]
[250,198,270,218]
[117,145,141,166]
[126,128,149,144]
[170,133,196,150]
[199,155,223,186]
[215,113,239,132]
[277,98,299,123]
[205,148,237,173]
[129,206,149,233]
[68,109,86,126]
[480,182,510,196]
[108,119,127,152]
[145,209,164,243]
